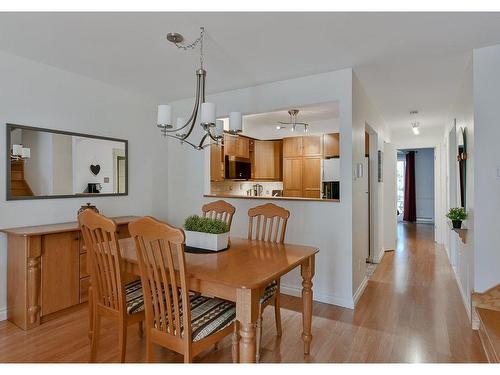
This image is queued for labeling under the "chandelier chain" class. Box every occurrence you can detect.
[173,27,205,69]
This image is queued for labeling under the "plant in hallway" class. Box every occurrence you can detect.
[446,207,468,229]
[183,215,229,251]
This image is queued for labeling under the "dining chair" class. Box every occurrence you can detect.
[129,216,239,363]
[247,202,290,362]
[201,200,236,229]
[78,209,145,363]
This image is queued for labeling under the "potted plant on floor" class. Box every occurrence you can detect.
[446,207,468,229]
[183,215,229,251]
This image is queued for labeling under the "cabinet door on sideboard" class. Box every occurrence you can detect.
[40,232,80,316]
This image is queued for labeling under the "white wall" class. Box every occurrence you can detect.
[473,44,500,292]
[383,142,397,251]
[352,73,391,299]
[0,50,157,319]
[159,69,358,308]
[72,137,125,194]
[22,130,53,196]
[52,134,73,195]
[443,58,474,318]
[414,148,435,222]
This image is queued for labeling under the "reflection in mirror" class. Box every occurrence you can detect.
[457,127,467,208]
[7,124,127,200]
[209,101,340,200]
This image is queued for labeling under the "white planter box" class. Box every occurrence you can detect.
[184,230,229,251]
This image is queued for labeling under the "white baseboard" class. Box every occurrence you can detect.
[373,247,386,263]
[280,283,355,309]
[353,276,368,306]
[0,307,6,321]
[452,266,471,322]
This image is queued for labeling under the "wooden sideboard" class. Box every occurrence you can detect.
[1,216,138,330]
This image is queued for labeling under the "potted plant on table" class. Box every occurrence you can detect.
[446,207,468,229]
[183,215,229,251]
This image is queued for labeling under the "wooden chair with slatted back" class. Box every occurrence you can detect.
[247,202,290,362]
[129,216,239,363]
[78,210,145,363]
[202,200,236,229]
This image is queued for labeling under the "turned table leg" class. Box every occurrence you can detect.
[236,288,259,363]
[301,255,315,355]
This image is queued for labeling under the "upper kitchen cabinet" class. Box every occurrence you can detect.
[323,133,340,158]
[254,140,283,180]
[302,135,323,157]
[224,134,250,159]
[210,143,224,182]
[283,136,303,157]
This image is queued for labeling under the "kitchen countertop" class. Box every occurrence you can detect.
[204,194,340,202]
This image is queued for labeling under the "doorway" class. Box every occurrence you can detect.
[396,148,435,225]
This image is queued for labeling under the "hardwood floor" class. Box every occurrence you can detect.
[0,223,486,362]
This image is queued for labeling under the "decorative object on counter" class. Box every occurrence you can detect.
[446,207,467,229]
[183,215,229,251]
[156,27,242,150]
[276,109,309,132]
[90,163,101,176]
[78,202,99,215]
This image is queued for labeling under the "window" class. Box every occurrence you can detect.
[397,159,405,215]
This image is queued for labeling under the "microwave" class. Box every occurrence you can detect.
[225,156,251,180]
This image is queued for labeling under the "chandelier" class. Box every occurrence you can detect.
[275,109,309,132]
[156,27,242,150]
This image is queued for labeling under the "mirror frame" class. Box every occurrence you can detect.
[457,126,467,208]
[6,123,128,200]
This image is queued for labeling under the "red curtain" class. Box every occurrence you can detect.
[403,151,417,222]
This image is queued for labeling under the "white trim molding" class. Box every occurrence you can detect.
[0,307,7,322]
[280,283,355,309]
[353,276,369,306]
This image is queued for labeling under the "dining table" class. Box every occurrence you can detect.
[119,236,319,363]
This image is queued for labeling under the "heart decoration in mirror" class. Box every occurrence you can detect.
[90,164,101,176]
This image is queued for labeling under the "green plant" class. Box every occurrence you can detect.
[183,215,228,234]
[446,207,468,221]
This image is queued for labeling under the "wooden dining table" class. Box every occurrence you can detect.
[119,236,318,363]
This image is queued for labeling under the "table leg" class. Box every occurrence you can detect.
[301,255,315,355]
[236,288,259,363]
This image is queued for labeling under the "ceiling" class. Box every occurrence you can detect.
[1,12,500,138]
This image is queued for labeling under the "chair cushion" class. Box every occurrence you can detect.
[190,295,236,341]
[260,280,278,304]
[125,279,145,315]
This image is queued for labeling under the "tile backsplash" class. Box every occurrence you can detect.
[211,181,283,197]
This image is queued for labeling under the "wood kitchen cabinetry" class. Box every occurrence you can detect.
[253,140,283,180]
[210,143,224,182]
[1,216,137,330]
[224,134,250,159]
[323,133,340,158]
[283,136,322,198]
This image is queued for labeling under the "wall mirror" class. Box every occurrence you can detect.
[6,124,128,200]
[208,101,341,200]
[457,127,467,208]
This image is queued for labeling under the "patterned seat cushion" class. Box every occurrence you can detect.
[125,279,145,315]
[154,294,235,342]
[260,280,278,304]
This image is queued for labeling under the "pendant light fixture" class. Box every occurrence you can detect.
[156,27,242,150]
[277,109,309,133]
[410,110,420,135]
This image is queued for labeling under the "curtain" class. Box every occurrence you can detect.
[403,151,417,222]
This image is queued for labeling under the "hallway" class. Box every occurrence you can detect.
[0,223,486,363]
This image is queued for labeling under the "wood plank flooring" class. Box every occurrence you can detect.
[0,223,486,362]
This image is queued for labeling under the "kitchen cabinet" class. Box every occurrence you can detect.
[323,133,340,158]
[283,137,303,157]
[303,136,323,157]
[302,157,321,198]
[254,140,282,180]
[210,143,224,182]
[224,134,250,159]
[1,216,137,330]
[283,135,323,198]
[283,157,303,197]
